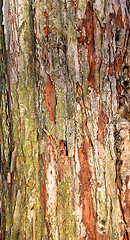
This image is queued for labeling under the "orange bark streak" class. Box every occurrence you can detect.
[79,135,110,239]
[115,5,123,28]
[57,140,70,180]
[46,135,57,161]
[45,74,56,124]
[79,136,96,239]
[43,11,51,37]
[77,2,96,89]
[115,54,122,75]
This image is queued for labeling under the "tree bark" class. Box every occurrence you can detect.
[0,0,129,239]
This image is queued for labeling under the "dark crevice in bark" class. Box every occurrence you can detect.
[0,0,11,238]
[114,128,129,239]
[29,0,37,79]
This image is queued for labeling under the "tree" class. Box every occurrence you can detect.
[0,0,129,239]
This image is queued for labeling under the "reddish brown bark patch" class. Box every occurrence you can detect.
[108,62,114,76]
[98,104,109,144]
[58,140,67,160]
[70,0,77,9]
[109,2,123,28]
[79,136,96,239]
[46,135,57,164]
[45,74,56,124]
[84,2,96,89]
[115,52,122,76]
[115,4,123,28]
[57,140,70,180]
[77,2,96,89]
[79,136,110,239]
[43,11,51,38]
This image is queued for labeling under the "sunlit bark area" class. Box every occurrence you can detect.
[0,0,129,239]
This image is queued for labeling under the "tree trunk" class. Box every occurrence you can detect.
[0,0,129,239]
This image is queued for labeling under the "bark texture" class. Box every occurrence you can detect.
[0,0,129,239]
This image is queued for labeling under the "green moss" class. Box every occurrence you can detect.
[57,172,76,239]
[4,197,12,234]
[35,203,45,240]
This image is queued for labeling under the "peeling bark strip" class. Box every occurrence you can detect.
[45,74,56,124]
[57,140,69,178]
[41,138,76,239]
[77,1,96,89]
[43,11,51,38]
[79,136,110,240]
[79,135,96,239]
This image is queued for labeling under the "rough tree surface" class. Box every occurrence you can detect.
[0,0,129,239]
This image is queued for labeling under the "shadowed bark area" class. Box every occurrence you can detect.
[0,0,129,239]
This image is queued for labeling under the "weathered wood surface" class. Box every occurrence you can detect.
[0,0,129,239]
